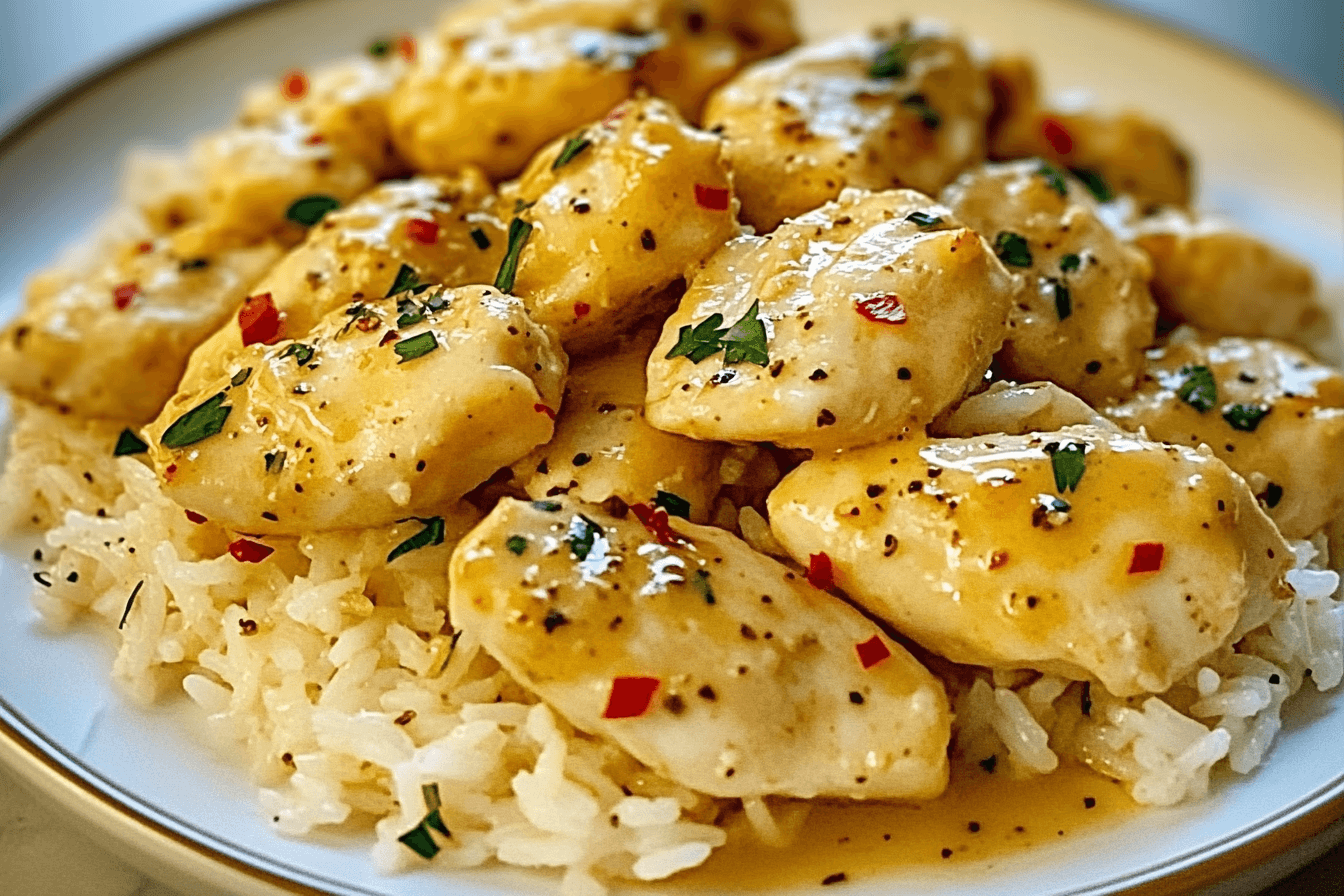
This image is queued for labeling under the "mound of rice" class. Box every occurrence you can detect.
[3,398,1343,892]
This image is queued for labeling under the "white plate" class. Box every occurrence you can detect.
[0,1,1341,895]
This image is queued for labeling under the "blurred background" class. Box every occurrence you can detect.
[0,0,1340,123]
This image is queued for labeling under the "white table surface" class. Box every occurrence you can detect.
[0,2,1340,895]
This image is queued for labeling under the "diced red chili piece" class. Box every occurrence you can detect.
[164,464,178,483]
[855,294,907,325]
[534,403,557,420]
[855,635,892,670]
[304,133,326,146]
[602,676,660,719]
[806,551,834,590]
[573,302,591,320]
[355,315,381,332]
[239,293,283,347]
[1041,118,1074,156]
[184,510,208,525]
[113,282,139,310]
[228,538,274,564]
[379,330,400,347]
[1128,542,1165,574]
[280,70,308,101]
[630,503,679,546]
[405,218,439,245]
[694,184,731,211]
[395,35,417,61]
[136,241,154,254]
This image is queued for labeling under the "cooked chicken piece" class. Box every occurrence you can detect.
[704,24,991,232]
[1103,327,1344,538]
[1128,209,1322,343]
[934,380,1114,439]
[143,286,566,534]
[646,188,1015,451]
[516,325,726,522]
[940,159,1158,403]
[986,55,1192,211]
[180,173,507,392]
[768,425,1293,697]
[449,496,951,800]
[636,0,799,123]
[500,95,738,354]
[0,239,279,423]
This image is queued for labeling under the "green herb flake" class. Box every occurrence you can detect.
[568,514,601,561]
[394,332,439,363]
[285,194,341,227]
[114,428,149,457]
[494,218,533,294]
[387,517,446,563]
[869,35,917,79]
[721,300,770,366]
[1044,441,1087,493]
[994,231,1033,268]
[513,198,536,215]
[666,313,728,364]
[654,490,691,520]
[691,569,715,605]
[230,367,253,388]
[1223,403,1270,432]
[1070,167,1114,203]
[469,227,491,250]
[422,783,442,813]
[386,263,430,298]
[552,133,593,170]
[1059,253,1082,273]
[531,500,562,512]
[397,310,426,328]
[280,343,314,366]
[905,210,944,228]
[1045,277,1072,321]
[367,38,391,58]
[161,393,231,449]
[506,535,528,555]
[1037,163,1069,197]
[1177,365,1218,413]
[264,450,287,474]
[901,94,941,129]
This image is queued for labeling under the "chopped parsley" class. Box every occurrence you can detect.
[494,218,533,294]
[513,197,536,215]
[386,263,431,298]
[230,367,253,387]
[397,783,450,859]
[721,301,769,366]
[367,38,391,58]
[531,500,562,512]
[397,306,425,328]
[869,34,917,79]
[161,393,231,449]
[1059,253,1082,273]
[568,514,601,561]
[1223,403,1270,432]
[469,227,491,250]
[114,429,149,456]
[994,231,1033,268]
[387,517,446,563]
[1037,163,1069,197]
[1045,277,1072,321]
[1044,441,1086,493]
[285,194,340,227]
[264,450,287,474]
[691,569,715,605]
[506,535,528,555]
[1176,365,1218,412]
[1070,167,1114,203]
[552,132,592,170]
[653,490,691,520]
[280,343,314,366]
[666,312,728,363]
[905,210,944,228]
[393,332,438,363]
[901,94,940,129]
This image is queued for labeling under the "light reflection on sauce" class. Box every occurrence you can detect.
[669,762,1133,891]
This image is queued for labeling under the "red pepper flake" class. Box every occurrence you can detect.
[405,218,439,245]
[806,552,834,590]
[1041,118,1074,156]
[989,551,1009,570]
[534,403,557,421]
[601,106,627,129]
[694,184,731,212]
[855,294,908,325]
[135,241,154,254]
[379,330,400,347]
[573,302,591,320]
[395,34,417,61]
[164,464,178,483]
[239,293,283,347]
[630,503,680,546]
[184,510,208,525]
[280,70,308,101]
[304,133,326,146]
[602,676,660,719]
[228,538,274,564]
[855,635,892,670]
[1127,542,1165,574]
[113,282,139,310]
[355,315,381,332]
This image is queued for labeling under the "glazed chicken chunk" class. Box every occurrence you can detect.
[645,188,1015,451]
[1103,327,1344,539]
[940,159,1158,404]
[768,426,1293,697]
[704,24,991,232]
[180,172,507,392]
[144,286,566,534]
[500,95,738,354]
[450,497,951,800]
